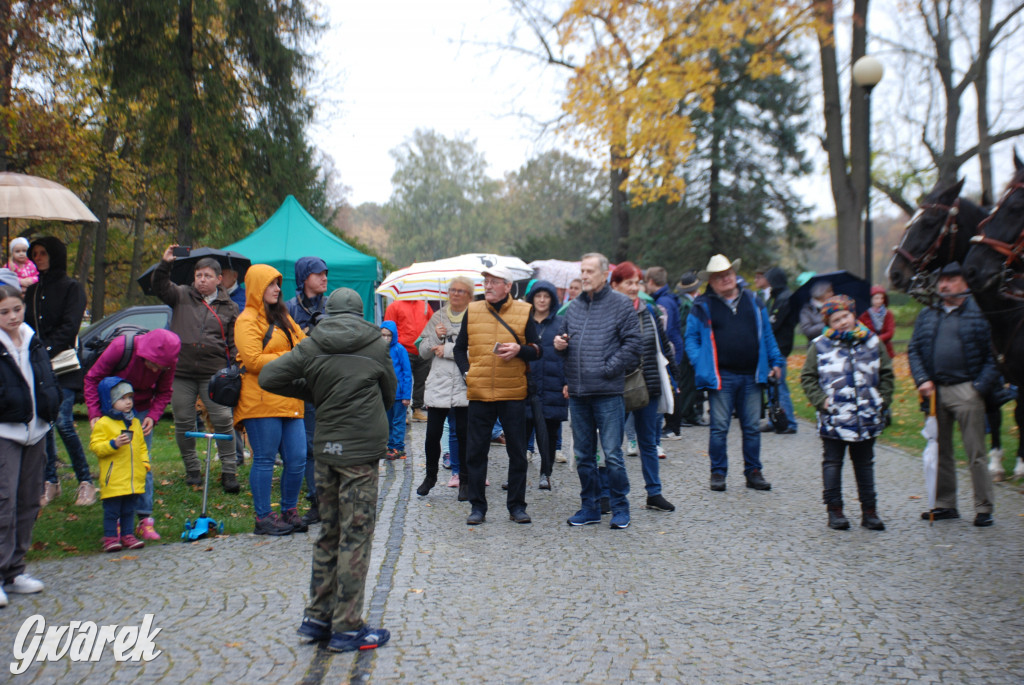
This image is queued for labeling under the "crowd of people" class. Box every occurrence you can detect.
[0,236,1009,651]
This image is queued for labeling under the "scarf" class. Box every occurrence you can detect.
[823,322,871,344]
[445,304,466,325]
[868,306,887,333]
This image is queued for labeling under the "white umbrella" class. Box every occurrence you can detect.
[376,254,533,301]
[528,259,582,289]
[921,393,939,523]
[0,172,99,261]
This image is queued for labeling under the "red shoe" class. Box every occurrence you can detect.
[102,536,122,553]
[120,534,145,550]
[135,517,161,541]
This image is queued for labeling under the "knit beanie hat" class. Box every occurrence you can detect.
[110,380,134,405]
[821,295,856,322]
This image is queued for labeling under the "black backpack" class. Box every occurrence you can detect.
[80,326,148,375]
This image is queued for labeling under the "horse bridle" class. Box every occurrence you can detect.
[893,198,962,271]
[971,182,1024,269]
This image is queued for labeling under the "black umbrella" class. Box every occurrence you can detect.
[137,248,251,296]
[788,270,871,327]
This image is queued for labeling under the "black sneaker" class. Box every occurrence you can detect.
[645,494,675,512]
[921,508,959,521]
[221,472,241,494]
[301,499,321,526]
[297,616,331,642]
[185,470,202,486]
[710,472,726,491]
[254,512,293,536]
[973,512,994,527]
[327,625,390,653]
[282,508,308,533]
[416,478,436,497]
[466,510,486,525]
[745,469,771,491]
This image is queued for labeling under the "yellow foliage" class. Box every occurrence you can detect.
[555,0,815,205]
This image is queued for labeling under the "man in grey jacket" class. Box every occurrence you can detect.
[555,253,642,529]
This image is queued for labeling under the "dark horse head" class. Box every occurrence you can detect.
[887,178,988,293]
[964,152,1024,297]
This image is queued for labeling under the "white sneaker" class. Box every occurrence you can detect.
[627,440,638,456]
[657,444,666,459]
[0,586,7,607]
[554,450,567,463]
[1015,457,1024,479]
[5,574,44,594]
[988,448,1005,481]
[526,450,536,464]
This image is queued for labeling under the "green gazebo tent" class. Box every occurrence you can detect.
[224,196,381,321]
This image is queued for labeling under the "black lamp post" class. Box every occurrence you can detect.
[852,55,884,284]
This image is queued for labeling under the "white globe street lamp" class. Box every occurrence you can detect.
[852,55,884,284]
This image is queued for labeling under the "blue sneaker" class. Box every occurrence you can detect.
[327,625,391,652]
[610,512,630,529]
[297,616,330,642]
[567,509,601,526]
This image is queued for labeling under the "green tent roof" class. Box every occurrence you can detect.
[224,196,381,320]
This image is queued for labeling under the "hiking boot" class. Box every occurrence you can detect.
[135,517,161,541]
[861,509,885,531]
[327,625,391,653]
[301,498,321,526]
[974,512,994,527]
[538,474,551,490]
[457,481,469,501]
[645,494,675,512]
[745,469,772,491]
[120,534,145,550]
[185,470,203,486]
[509,508,532,524]
[567,509,601,526]
[221,472,241,494]
[297,616,331,643]
[40,480,61,507]
[827,506,850,530]
[466,510,486,525]
[254,512,293,536]
[74,481,98,506]
[282,508,309,533]
[416,478,436,497]
[102,537,123,553]
[411,408,428,422]
[710,472,726,491]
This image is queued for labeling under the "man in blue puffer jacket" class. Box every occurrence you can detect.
[685,254,785,494]
[555,253,642,529]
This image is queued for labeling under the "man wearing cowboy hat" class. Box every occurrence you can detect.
[453,265,542,525]
[685,254,785,492]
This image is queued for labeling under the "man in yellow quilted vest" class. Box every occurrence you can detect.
[453,265,542,525]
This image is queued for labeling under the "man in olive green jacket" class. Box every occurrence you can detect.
[259,288,396,653]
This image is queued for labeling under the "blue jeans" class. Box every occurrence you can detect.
[44,387,92,484]
[245,417,307,519]
[136,430,154,517]
[387,403,406,452]
[708,371,764,476]
[491,417,503,440]
[303,402,317,499]
[569,395,629,514]
[629,398,662,495]
[777,366,798,432]
[102,494,138,537]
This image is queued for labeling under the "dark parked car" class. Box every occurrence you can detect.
[77,305,172,373]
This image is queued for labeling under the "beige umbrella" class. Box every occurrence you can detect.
[0,172,98,262]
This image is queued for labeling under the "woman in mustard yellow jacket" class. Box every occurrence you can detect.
[234,264,306,536]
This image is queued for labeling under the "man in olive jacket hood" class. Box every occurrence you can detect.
[258,288,396,651]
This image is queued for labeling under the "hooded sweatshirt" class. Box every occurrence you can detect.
[25,236,88,390]
[0,322,56,445]
[90,376,149,500]
[84,329,181,422]
[381,320,412,402]
[233,264,306,426]
[259,288,397,467]
[285,256,329,332]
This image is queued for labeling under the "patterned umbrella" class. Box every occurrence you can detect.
[376,254,533,301]
[528,259,582,289]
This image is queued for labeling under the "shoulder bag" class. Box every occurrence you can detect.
[623,311,649,413]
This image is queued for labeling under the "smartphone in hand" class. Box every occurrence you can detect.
[172,246,191,258]
[492,342,503,354]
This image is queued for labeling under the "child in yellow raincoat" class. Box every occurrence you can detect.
[90,377,150,552]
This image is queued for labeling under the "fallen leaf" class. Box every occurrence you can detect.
[120,555,138,561]
[225,642,242,648]
[230,513,240,518]
[214,504,225,510]
[616,590,628,595]
[908,495,922,500]
[164,513,174,519]
[160,480,172,486]
[65,513,79,521]
[204,546,214,552]
[30,542,48,551]
[409,588,424,593]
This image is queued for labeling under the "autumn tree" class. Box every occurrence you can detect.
[510,0,815,261]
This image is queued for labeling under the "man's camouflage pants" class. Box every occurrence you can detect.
[305,460,378,631]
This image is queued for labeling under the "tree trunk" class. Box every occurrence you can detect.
[707,105,722,254]
[610,148,630,263]
[815,0,869,276]
[176,0,195,245]
[975,0,993,205]
[75,223,95,287]
[128,179,150,304]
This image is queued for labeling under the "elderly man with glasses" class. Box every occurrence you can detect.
[454,267,542,525]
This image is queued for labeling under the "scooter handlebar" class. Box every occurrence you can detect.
[184,431,234,441]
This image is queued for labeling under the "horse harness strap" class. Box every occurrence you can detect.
[971,182,1024,270]
[893,198,961,269]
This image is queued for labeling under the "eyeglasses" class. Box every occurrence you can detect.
[483,278,507,286]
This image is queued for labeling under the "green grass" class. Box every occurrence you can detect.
[28,409,295,561]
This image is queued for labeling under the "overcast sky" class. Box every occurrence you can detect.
[308,0,1023,216]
